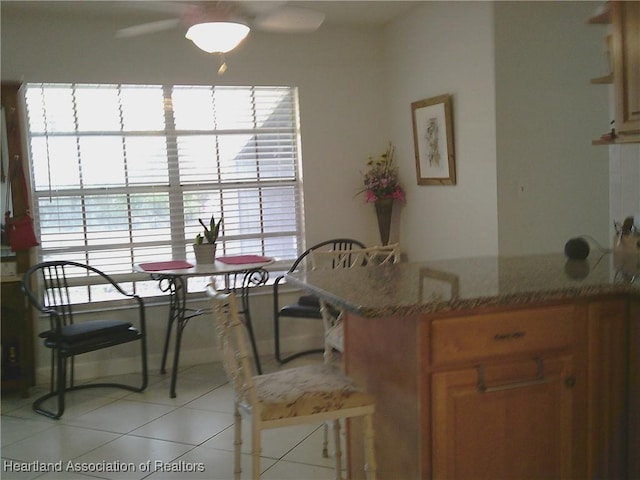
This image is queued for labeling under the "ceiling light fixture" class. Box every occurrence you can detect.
[185,21,250,54]
[185,21,250,75]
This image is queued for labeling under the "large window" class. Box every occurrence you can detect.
[24,83,303,301]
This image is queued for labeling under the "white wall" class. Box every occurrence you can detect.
[494,1,610,254]
[385,1,499,261]
[385,1,611,260]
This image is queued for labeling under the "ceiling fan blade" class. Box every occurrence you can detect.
[240,1,288,16]
[128,1,192,16]
[253,6,325,33]
[115,18,181,38]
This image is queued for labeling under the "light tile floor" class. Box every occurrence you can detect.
[1,356,346,480]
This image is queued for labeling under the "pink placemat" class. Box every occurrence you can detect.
[217,255,271,265]
[139,260,194,271]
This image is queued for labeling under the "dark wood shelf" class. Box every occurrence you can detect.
[592,135,640,145]
[588,6,611,24]
[590,73,614,84]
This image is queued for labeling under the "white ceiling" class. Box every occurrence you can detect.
[1,1,418,27]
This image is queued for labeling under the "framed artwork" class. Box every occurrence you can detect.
[411,94,456,185]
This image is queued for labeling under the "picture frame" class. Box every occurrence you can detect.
[411,94,456,185]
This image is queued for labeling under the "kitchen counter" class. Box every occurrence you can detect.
[287,251,640,478]
[286,251,639,317]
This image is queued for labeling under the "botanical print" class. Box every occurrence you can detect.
[426,117,441,166]
[416,104,449,179]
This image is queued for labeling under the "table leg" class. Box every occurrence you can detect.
[169,312,187,399]
[238,269,269,375]
[158,276,187,398]
[160,291,178,375]
[155,267,268,396]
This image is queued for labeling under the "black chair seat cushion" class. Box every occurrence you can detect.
[40,319,134,343]
[280,294,341,320]
[298,295,320,308]
[279,302,322,319]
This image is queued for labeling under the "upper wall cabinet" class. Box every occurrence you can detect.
[591,1,640,144]
[612,1,640,138]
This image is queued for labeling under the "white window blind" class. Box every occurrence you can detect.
[24,83,303,301]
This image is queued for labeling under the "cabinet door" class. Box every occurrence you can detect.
[1,280,33,396]
[432,355,575,480]
[630,299,640,479]
[587,299,630,479]
[612,1,640,135]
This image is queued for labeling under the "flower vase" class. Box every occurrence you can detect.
[193,243,217,264]
[374,198,393,246]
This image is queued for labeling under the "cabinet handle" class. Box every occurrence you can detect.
[477,357,548,393]
[493,331,526,341]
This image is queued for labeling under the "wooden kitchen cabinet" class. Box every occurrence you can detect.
[612,1,640,137]
[587,298,629,479]
[429,304,582,479]
[432,355,575,479]
[1,83,35,398]
[590,1,640,144]
[627,298,639,480]
[345,297,636,479]
[1,278,34,397]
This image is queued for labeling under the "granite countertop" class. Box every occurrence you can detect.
[285,251,640,318]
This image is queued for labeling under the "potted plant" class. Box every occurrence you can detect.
[193,215,222,264]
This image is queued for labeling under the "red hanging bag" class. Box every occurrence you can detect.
[4,153,39,252]
[4,210,39,251]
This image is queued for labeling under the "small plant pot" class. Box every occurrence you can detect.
[193,243,217,264]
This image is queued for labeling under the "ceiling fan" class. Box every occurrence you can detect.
[116,1,325,72]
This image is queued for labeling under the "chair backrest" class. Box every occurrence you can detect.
[207,285,258,409]
[287,238,367,274]
[22,260,135,329]
[311,243,401,270]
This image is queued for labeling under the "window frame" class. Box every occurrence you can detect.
[23,83,305,304]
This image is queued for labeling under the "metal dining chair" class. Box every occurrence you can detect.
[22,260,148,419]
[272,238,366,364]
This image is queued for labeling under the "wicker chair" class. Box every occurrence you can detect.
[311,243,401,361]
[208,286,377,480]
[311,244,400,457]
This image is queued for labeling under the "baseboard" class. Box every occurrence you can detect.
[33,333,323,385]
